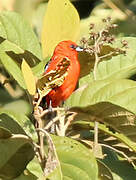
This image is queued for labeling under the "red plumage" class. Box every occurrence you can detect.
[44,40,82,107]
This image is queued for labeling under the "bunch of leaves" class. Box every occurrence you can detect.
[65,17,136,180]
[1,0,136,180]
[0,0,98,180]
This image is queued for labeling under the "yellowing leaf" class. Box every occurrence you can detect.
[41,0,80,58]
[21,59,36,95]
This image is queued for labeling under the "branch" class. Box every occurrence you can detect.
[100,143,135,167]
[34,107,46,170]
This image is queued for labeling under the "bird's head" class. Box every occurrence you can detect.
[53,40,83,58]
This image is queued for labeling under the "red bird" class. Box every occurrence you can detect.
[44,40,83,107]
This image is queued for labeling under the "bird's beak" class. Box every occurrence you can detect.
[75,46,84,52]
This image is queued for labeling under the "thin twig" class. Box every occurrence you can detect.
[11,134,32,140]
[44,116,60,130]
[56,109,66,136]
[93,122,99,151]
[40,109,49,117]
[100,143,135,167]
[40,107,64,118]
[65,112,77,130]
[99,51,115,59]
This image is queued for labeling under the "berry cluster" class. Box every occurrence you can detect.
[80,17,128,58]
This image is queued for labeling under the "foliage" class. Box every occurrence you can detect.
[0,0,136,180]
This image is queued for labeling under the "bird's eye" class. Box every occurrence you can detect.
[70,44,76,49]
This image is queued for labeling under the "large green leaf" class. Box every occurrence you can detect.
[46,166,62,180]
[70,101,136,136]
[0,134,34,179]
[66,79,136,114]
[0,111,26,135]
[102,147,136,180]
[0,109,36,139]
[47,135,98,180]
[0,11,43,88]
[0,11,42,60]
[61,163,90,180]
[75,120,136,152]
[66,78,136,153]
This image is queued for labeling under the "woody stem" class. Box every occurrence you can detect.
[93,34,102,152]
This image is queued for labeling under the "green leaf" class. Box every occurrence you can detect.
[0,11,42,60]
[46,166,62,180]
[66,79,136,114]
[3,100,31,115]
[27,158,43,179]
[75,121,136,152]
[0,134,34,179]
[0,11,43,88]
[97,160,113,180]
[63,177,72,180]
[50,135,98,180]
[61,163,91,180]
[41,0,80,57]
[0,111,26,135]
[0,109,36,139]
[70,102,136,136]
[102,147,136,180]
[79,74,93,87]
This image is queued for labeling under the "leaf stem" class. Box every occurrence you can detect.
[93,121,99,150]
[93,31,103,152]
